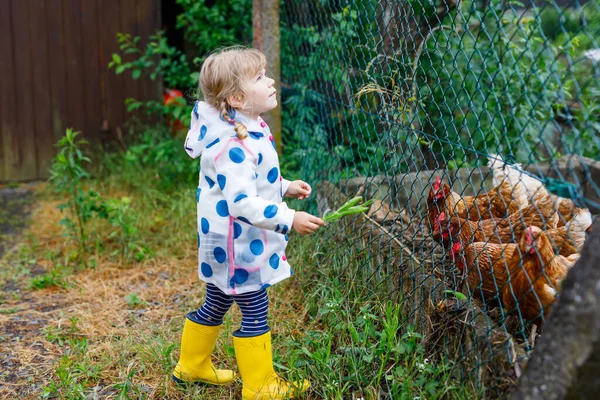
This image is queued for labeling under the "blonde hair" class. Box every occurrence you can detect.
[199,46,267,139]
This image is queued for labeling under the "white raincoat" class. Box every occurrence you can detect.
[184,101,295,295]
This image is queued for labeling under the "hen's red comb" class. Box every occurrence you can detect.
[525,226,535,244]
[437,211,446,222]
[432,175,442,190]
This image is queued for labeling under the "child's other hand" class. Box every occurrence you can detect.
[292,212,326,235]
[285,180,312,200]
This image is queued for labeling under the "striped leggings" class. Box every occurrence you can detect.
[190,283,270,337]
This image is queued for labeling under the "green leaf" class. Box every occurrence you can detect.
[443,290,467,301]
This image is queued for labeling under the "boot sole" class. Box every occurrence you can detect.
[172,374,234,386]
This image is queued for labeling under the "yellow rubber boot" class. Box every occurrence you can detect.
[172,316,235,385]
[233,331,310,399]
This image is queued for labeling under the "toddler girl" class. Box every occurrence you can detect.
[173,47,325,399]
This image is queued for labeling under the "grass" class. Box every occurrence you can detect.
[0,127,473,399]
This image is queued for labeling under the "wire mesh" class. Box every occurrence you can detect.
[280,0,599,396]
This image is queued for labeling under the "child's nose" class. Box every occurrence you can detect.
[267,77,275,87]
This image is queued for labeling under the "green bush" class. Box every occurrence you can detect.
[280,0,599,178]
[49,129,102,267]
[539,4,600,50]
[50,129,151,266]
[109,0,252,126]
[99,125,198,192]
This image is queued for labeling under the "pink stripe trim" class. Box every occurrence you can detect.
[213,138,257,164]
[227,216,237,295]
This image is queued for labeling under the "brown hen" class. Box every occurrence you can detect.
[450,242,517,306]
[502,226,579,326]
[427,176,527,233]
[434,192,558,246]
[543,210,592,256]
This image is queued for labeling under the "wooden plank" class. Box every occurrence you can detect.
[80,0,102,143]
[151,0,163,101]
[138,0,162,105]
[119,0,140,121]
[10,0,38,180]
[45,0,68,155]
[98,0,125,137]
[136,0,156,103]
[96,0,109,139]
[30,0,55,179]
[0,1,15,181]
[62,0,86,134]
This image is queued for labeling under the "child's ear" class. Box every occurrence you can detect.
[227,94,244,109]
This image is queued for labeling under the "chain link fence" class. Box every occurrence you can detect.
[280,0,600,396]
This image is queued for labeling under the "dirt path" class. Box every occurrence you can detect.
[0,187,32,258]
[0,185,65,398]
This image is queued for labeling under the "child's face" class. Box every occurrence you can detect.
[240,69,277,119]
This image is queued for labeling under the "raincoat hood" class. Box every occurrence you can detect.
[184,101,266,159]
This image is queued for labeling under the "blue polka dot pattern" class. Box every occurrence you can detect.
[249,131,263,140]
[264,205,278,218]
[290,267,294,276]
[269,254,280,269]
[206,138,220,149]
[193,103,199,119]
[229,148,245,164]
[232,268,249,284]
[214,247,226,263]
[250,240,264,255]
[255,173,259,179]
[216,200,229,217]
[234,194,248,203]
[198,125,207,141]
[281,225,289,235]
[205,176,215,189]
[242,248,256,263]
[196,188,201,203]
[217,174,226,190]
[247,227,260,238]
[233,222,242,239]
[267,167,279,184]
[258,153,263,165]
[197,232,200,248]
[284,234,289,241]
[201,262,213,277]
[201,218,210,234]
[260,283,271,290]
[238,216,252,225]
[271,141,277,150]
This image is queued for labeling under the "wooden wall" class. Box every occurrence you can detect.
[0,0,162,182]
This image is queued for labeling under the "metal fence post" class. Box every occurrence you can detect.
[252,0,281,153]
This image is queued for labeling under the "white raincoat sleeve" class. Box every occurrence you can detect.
[281,178,292,197]
[183,104,204,159]
[214,140,295,233]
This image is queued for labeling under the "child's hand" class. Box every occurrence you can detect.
[285,180,312,200]
[292,212,326,235]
